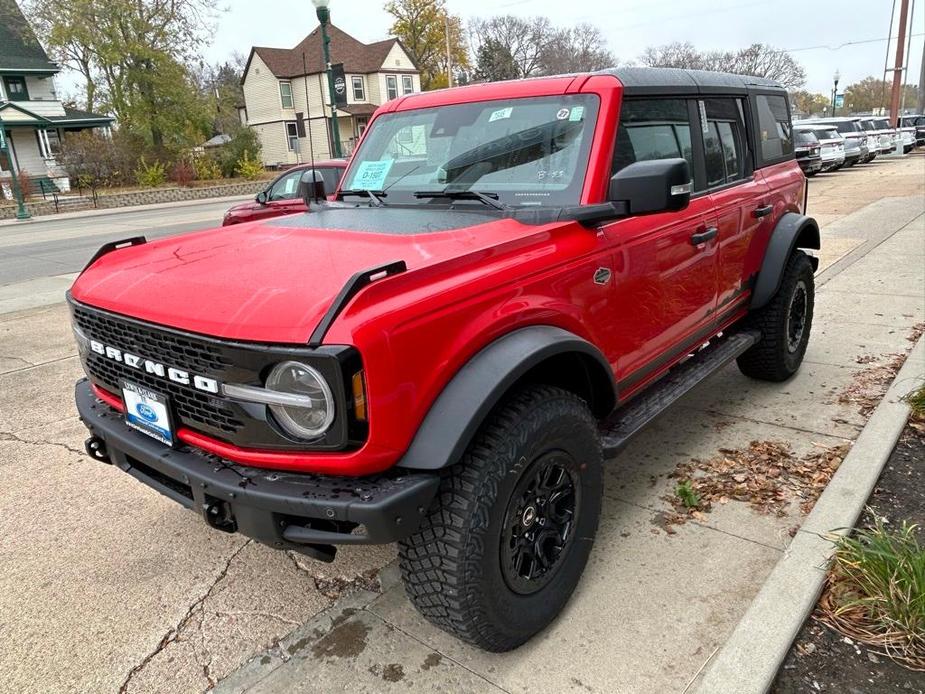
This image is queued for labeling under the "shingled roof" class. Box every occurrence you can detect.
[248,24,416,79]
[0,0,57,73]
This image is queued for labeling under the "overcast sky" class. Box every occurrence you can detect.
[60,0,925,99]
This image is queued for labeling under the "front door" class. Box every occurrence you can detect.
[601,97,718,388]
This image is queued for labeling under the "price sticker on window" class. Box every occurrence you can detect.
[489,107,513,122]
[353,159,394,190]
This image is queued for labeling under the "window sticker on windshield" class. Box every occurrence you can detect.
[568,106,584,122]
[556,108,570,120]
[353,159,393,190]
[489,107,513,122]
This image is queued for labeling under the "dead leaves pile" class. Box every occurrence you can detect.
[837,353,907,417]
[836,323,925,418]
[661,440,851,531]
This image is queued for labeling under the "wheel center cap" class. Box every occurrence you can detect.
[521,505,538,527]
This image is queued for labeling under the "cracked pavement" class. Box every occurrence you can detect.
[0,156,923,694]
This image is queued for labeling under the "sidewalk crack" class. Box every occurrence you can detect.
[118,539,251,694]
[0,430,85,457]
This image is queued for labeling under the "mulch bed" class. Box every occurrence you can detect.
[771,425,925,693]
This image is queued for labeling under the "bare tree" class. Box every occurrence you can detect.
[469,15,552,78]
[540,24,616,75]
[638,41,806,90]
[638,41,707,70]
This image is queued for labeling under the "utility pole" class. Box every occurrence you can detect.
[888,0,911,126]
[445,13,453,88]
[917,36,925,114]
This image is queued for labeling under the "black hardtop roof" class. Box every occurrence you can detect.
[595,66,785,96]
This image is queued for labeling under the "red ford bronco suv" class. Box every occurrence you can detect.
[71,68,819,652]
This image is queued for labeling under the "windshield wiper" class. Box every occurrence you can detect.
[413,189,506,210]
[337,189,386,207]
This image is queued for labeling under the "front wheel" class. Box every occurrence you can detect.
[398,385,602,652]
[737,250,815,382]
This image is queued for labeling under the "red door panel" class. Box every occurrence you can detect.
[600,195,718,384]
[710,177,770,312]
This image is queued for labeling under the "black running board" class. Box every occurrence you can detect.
[599,330,760,457]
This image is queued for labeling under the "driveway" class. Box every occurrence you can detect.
[0,156,922,693]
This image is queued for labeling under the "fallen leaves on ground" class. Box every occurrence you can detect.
[660,440,851,531]
[838,353,907,417]
[837,323,924,418]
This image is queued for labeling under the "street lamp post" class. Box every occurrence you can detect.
[831,69,840,117]
[0,129,31,220]
[312,0,342,159]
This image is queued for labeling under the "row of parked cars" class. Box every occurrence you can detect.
[792,114,925,175]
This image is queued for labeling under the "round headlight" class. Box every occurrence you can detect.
[265,361,335,439]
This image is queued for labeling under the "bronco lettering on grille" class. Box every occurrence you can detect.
[88,339,220,393]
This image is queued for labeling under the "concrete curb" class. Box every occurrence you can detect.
[0,193,252,226]
[694,335,925,694]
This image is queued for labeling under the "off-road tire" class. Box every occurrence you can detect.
[737,250,815,382]
[398,385,602,652]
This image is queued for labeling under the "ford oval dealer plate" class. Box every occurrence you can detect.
[122,380,174,446]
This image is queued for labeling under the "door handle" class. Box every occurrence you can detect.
[752,204,773,218]
[690,227,718,246]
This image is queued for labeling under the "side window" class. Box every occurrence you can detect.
[755,94,793,161]
[700,98,748,188]
[269,169,302,200]
[612,99,693,174]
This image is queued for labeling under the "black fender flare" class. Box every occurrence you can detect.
[396,325,616,471]
[751,212,820,309]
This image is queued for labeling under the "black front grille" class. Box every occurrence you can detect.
[86,354,244,433]
[73,306,233,374]
[68,297,359,451]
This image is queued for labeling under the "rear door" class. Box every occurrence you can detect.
[602,97,719,385]
[698,97,771,316]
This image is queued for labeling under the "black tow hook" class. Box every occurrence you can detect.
[85,436,111,464]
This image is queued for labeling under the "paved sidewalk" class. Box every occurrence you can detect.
[0,159,922,693]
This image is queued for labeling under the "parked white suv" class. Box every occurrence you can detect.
[804,117,876,163]
[795,124,845,171]
[857,117,895,154]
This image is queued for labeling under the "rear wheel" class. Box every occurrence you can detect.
[737,250,815,382]
[399,385,602,652]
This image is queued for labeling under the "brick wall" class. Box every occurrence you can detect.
[0,180,267,220]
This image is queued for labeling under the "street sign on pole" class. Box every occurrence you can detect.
[834,94,844,109]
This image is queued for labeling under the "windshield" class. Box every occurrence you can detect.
[794,130,818,144]
[340,95,599,207]
[874,119,891,129]
[814,129,840,141]
[860,120,876,131]
[833,121,858,133]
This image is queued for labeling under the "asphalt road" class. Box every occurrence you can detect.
[0,197,245,286]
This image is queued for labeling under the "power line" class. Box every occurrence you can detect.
[783,32,925,53]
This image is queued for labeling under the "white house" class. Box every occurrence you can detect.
[0,0,113,196]
[240,23,420,166]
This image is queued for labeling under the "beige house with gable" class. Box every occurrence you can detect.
[240,24,420,166]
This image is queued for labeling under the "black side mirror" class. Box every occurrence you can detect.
[255,190,268,205]
[609,158,691,215]
[298,170,326,205]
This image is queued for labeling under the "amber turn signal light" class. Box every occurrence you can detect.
[352,370,367,421]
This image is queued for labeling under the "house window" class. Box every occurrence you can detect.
[402,75,413,95]
[386,75,398,101]
[286,122,299,151]
[279,81,294,109]
[352,76,364,101]
[357,116,369,136]
[3,76,29,101]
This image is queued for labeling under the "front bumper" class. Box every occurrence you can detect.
[76,379,439,561]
